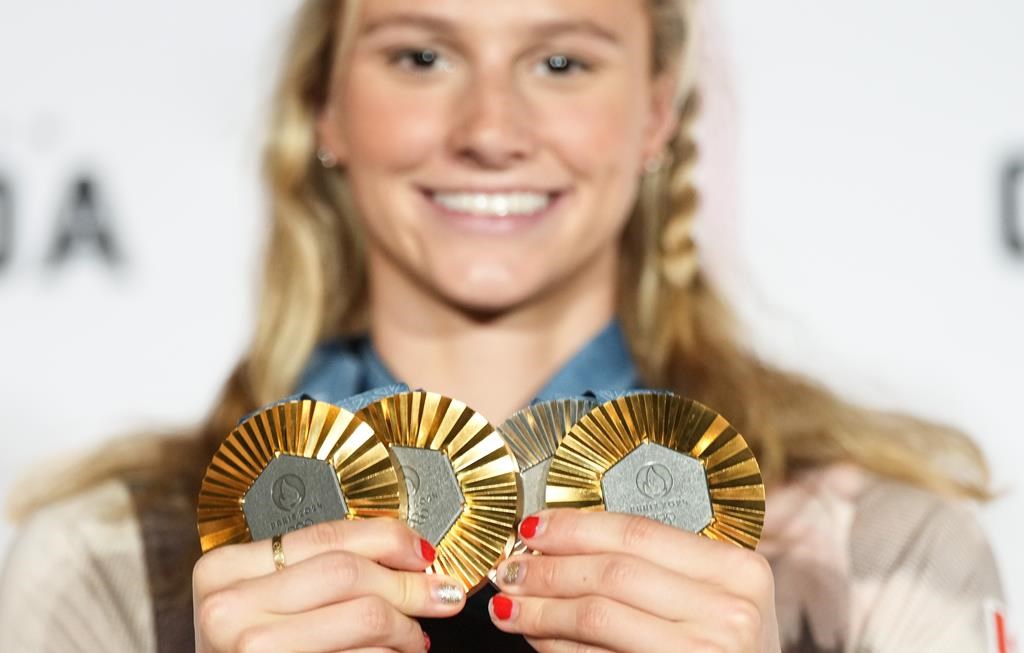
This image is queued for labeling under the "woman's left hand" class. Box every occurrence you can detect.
[488,509,781,653]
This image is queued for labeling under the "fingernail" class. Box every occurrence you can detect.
[519,515,541,539]
[491,594,515,621]
[419,538,436,564]
[423,632,431,651]
[500,560,524,585]
[432,582,464,605]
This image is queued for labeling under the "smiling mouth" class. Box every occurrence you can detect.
[425,190,560,217]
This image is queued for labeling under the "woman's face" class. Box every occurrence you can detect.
[319,0,678,313]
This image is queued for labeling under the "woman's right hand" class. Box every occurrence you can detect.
[192,518,464,653]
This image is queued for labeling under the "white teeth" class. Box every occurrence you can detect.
[431,191,551,216]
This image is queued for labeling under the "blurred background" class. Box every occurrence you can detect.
[1,0,1021,611]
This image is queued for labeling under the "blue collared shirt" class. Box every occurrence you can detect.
[294,320,643,407]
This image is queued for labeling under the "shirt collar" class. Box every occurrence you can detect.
[533,321,640,400]
[296,320,642,405]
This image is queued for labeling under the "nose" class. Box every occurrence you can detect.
[448,68,537,170]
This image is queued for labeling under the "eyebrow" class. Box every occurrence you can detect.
[534,18,621,45]
[360,13,454,37]
[359,13,622,46]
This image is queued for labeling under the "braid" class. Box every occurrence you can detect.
[660,89,702,289]
[624,86,702,348]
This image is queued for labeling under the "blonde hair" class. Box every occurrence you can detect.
[8,0,989,522]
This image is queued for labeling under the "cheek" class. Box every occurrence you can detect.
[340,71,445,172]
[536,88,647,245]
[537,83,647,183]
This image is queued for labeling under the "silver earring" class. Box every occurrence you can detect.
[316,146,338,168]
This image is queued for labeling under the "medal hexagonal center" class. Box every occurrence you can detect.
[243,454,349,541]
[391,446,465,546]
[601,442,713,533]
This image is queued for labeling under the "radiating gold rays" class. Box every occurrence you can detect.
[199,391,763,567]
[197,400,403,553]
[546,393,765,549]
[358,391,521,595]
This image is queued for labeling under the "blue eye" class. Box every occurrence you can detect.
[541,54,588,75]
[548,55,570,71]
[392,48,447,72]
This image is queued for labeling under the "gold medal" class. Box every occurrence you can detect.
[197,399,404,553]
[357,391,521,595]
[545,392,765,549]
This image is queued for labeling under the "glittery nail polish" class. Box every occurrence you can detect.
[502,560,523,585]
[433,582,465,605]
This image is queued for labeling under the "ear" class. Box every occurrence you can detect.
[315,102,349,166]
[640,71,683,171]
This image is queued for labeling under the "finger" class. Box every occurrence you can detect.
[233,550,465,617]
[519,510,772,599]
[525,638,615,653]
[494,553,746,624]
[489,594,689,653]
[195,518,434,595]
[235,596,427,653]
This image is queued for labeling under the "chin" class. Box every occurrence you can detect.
[415,250,538,309]
[434,279,540,317]
[429,264,559,317]
[370,227,594,318]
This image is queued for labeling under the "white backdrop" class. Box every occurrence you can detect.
[1,0,1021,616]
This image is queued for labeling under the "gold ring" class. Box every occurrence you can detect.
[271,534,286,571]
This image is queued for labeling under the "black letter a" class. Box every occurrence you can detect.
[48,175,121,267]
[0,178,12,270]
[1004,158,1024,257]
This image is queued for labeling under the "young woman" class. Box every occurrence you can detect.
[0,1,1004,651]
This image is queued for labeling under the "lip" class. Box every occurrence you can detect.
[417,187,568,235]
[424,185,564,194]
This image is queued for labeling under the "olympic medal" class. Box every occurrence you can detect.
[497,398,599,558]
[357,391,521,595]
[545,392,765,549]
[197,399,405,553]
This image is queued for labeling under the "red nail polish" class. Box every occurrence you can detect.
[492,595,514,620]
[423,632,431,651]
[519,515,540,539]
[420,538,436,564]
